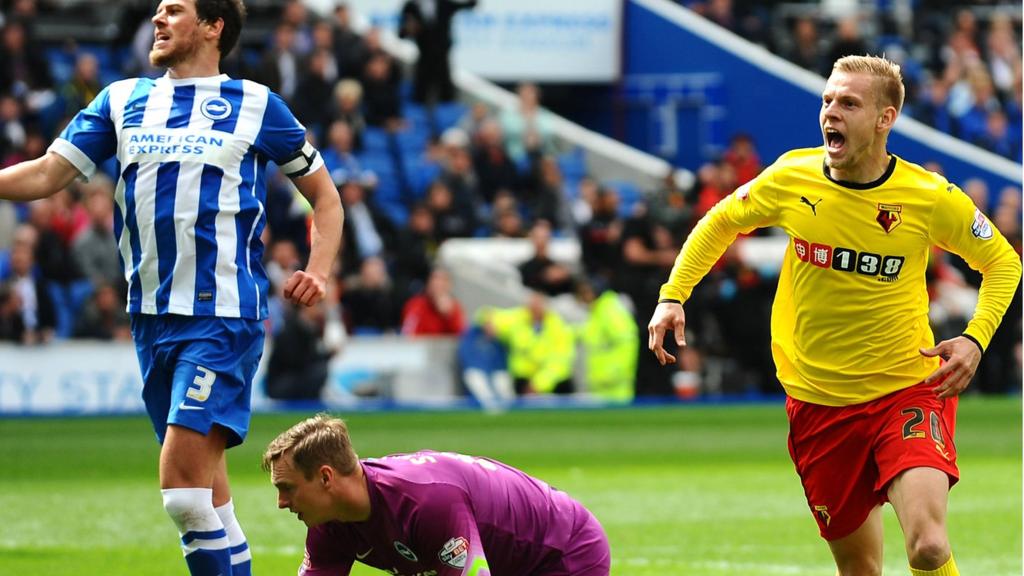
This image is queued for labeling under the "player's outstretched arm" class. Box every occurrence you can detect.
[285,165,343,306]
[0,152,81,202]
[648,301,686,366]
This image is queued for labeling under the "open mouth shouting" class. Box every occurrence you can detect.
[153,29,171,50]
[824,126,846,157]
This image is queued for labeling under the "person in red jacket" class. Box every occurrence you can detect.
[401,267,465,336]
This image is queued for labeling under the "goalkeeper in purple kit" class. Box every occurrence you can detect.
[263,414,611,576]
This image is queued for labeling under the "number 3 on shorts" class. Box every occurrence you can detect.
[900,407,945,447]
[186,366,217,403]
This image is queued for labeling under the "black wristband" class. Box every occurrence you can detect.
[658,298,682,304]
[961,333,984,354]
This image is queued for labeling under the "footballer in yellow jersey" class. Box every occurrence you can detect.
[657,147,1021,406]
[648,55,1021,576]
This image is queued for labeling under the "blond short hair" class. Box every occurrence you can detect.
[832,55,905,113]
[262,414,360,479]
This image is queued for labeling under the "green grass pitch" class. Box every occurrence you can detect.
[0,397,1019,575]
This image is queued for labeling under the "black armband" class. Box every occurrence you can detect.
[658,298,682,305]
[961,333,984,354]
[279,141,320,179]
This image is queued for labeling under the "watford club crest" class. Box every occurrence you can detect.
[876,203,903,233]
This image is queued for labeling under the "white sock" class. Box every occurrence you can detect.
[215,499,252,575]
[162,488,231,576]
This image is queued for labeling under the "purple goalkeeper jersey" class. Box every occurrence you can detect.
[299,451,609,576]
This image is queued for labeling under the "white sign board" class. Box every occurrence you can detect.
[354,0,622,82]
[0,343,145,414]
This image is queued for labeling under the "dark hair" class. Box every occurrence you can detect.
[195,0,247,58]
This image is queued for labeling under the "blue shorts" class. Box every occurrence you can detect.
[130,314,265,448]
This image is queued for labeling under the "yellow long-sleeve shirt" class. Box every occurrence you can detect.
[660,148,1022,406]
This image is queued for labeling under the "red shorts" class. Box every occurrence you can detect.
[786,381,959,541]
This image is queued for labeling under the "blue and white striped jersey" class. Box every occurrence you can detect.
[49,74,323,320]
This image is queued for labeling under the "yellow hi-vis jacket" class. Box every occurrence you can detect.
[485,307,575,393]
[579,291,637,402]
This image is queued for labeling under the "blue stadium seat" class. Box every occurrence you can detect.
[557,149,587,180]
[376,199,409,227]
[403,102,431,133]
[395,126,430,153]
[434,102,467,131]
[401,156,442,199]
[362,127,390,153]
[356,151,397,179]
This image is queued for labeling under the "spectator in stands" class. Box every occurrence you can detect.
[0,284,24,342]
[425,178,476,242]
[694,160,737,219]
[614,201,680,396]
[128,11,160,78]
[649,166,695,242]
[59,52,101,121]
[73,281,130,341]
[280,0,313,57]
[994,186,1022,254]
[266,238,302,301]
[0,198,16,252]
[399,0,477,105]
[575,278,637,403]
[913,79,955,135]
[500,82,555,166]
[339,179,394,277]
[310,19,340,85]
[956,66,1002,143]
[393,202,437,299]
[0,94,26,161]
[266,297,342,401]
[4,242,54,345]
[570,176,598,228]
[256,23,301,102]
[293,49,337,137]
[331,3,363,80]
[518,219,574,297]
[821,17,870,76]
[400,266,465,336]
[984,13,1020,102]
[437,129,483,228]
[341,255,400,334]
[524,155,573,233]
[578,185,622,288]
[0,18,53,103]
[72,175,122,292]
[722,133,762,186]
[330,79,366,151]
[479,290,575,395]
[782,16,824,75]
[472,118,518,205]
[490,193,526,239]
[28,197,81,286]
[458,101,492,144]
[360,50,403,131]
[975,109,1020,162]
[50,186,88,248]
[322,119,376,190]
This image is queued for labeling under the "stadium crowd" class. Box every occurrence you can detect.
[0,0,1019,399]
[680,0,1022,161]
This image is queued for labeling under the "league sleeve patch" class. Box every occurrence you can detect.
[735,181,752,201]
[438,536,469,569]
[971,209,993,240]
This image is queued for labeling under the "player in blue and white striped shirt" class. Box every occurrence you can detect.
[0,1,343,575]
